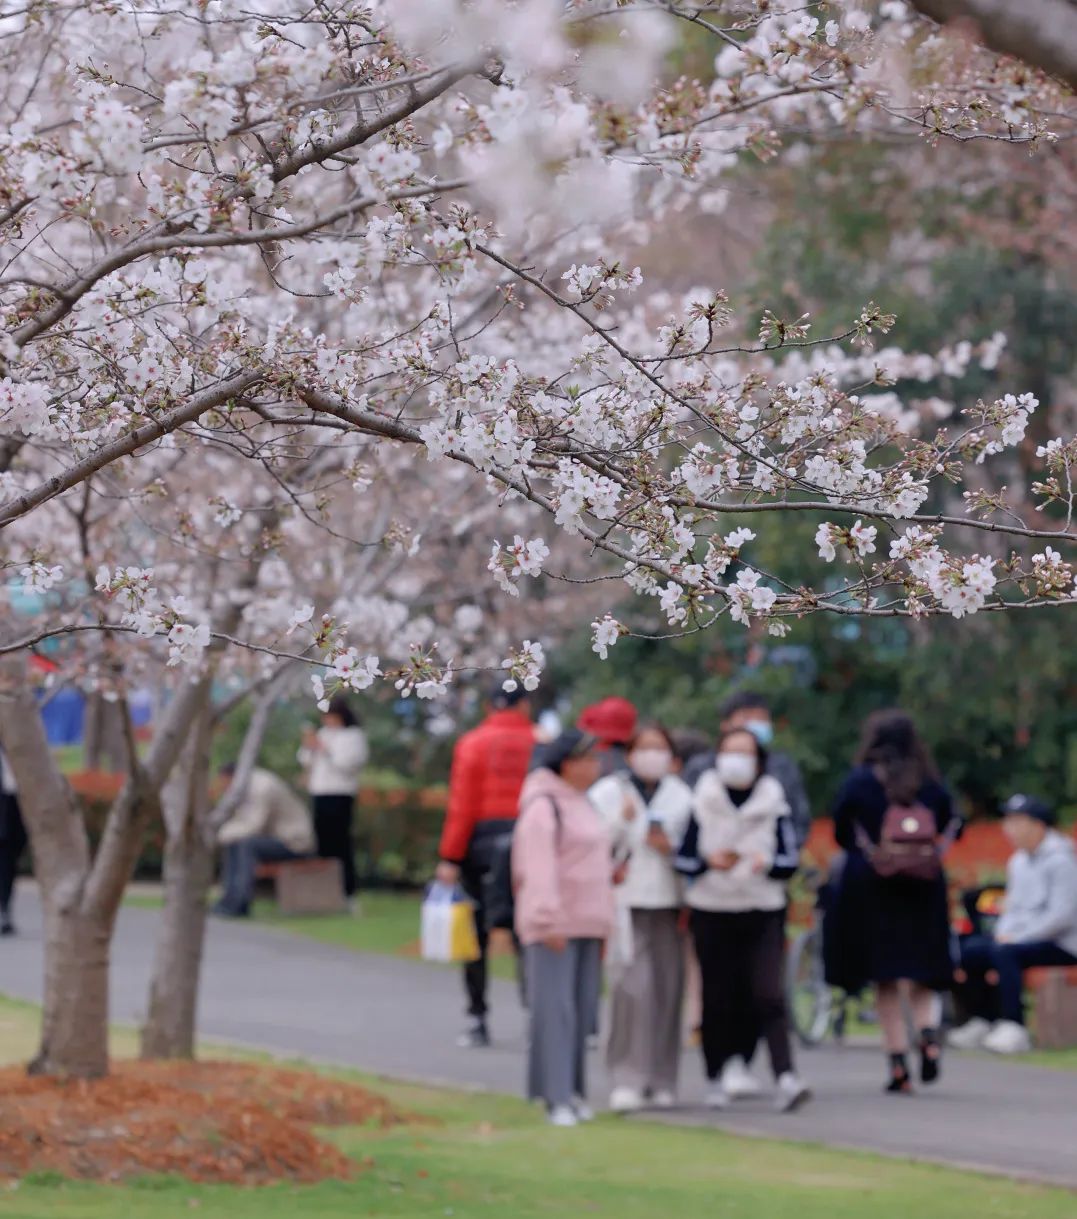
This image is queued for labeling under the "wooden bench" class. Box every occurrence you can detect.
[1025,966,1077,1049]
[253,857,347,916]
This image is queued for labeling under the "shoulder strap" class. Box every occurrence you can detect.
[853,821,876,855]
[937,814,961,853]
[520,793,562,839]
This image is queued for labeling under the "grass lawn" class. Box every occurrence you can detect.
[1,997,1073,1219]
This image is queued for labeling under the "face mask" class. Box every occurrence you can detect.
[716,752,758,791]
[629,748,673,784]
[745,720,774,748]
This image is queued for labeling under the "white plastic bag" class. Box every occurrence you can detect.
[420,883,480,963]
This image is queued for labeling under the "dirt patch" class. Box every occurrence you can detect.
[0,1059,407,1186]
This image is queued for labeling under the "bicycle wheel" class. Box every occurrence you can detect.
[787,926,833,1047]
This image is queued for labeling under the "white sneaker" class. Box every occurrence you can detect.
[705,1081,730,1110]
[775,1072,812,1113]
[721,1055,763,1099]
[947,1017,992,1051]
[609,1086,644,1114]
[548,1104,579,1127]
[982,1020,1032,1055]
[650,1089,676,1109]
[572,1096,595,1122]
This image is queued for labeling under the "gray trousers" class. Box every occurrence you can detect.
[524,938,602,1109]
[606,907,684,1094]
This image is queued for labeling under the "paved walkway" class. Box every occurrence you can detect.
[1,892,1075,1188]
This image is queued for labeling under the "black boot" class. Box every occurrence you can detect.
[919,1027,942,1085]
[885,1052,912,1094]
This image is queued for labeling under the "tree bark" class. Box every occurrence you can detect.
[140,710,214,1059]
[910,0,1077,90]
[31,903,113,1077]
[84,692,127,772]
[139,826,214,1059]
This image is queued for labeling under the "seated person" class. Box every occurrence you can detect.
[950,794,1077,1054]
[213,765,315,917]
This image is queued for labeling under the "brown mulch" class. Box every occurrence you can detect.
[0,1059,408,1186]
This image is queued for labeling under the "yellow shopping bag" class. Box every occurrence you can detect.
[421,884,480,963]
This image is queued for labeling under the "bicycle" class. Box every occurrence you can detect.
[786,862,875,1046]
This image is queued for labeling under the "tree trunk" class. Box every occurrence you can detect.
[139,824,214,1059]
[139,667,290,1060]
[32,903,113,1078]
[84,693,127,772]
[140,705,214,1060]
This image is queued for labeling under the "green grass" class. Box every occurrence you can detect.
[0,996,1073,1218]
[258,890,423,954]
[2,1073,1074,1218]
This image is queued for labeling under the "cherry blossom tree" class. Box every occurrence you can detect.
[1,1,1076,1075]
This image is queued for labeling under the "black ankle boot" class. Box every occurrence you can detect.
[919,1027,941,1084]
[885,1052,912,1094]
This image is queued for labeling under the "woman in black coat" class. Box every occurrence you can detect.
[826,710,958,1094]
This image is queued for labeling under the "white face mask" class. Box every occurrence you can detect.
[716,752,758,791]
[629,747,673,784]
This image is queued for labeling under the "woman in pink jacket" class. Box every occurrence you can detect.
[513,730,614,1127]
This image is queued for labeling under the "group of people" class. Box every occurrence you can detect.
[435,687,1077,1126]
[435,686,814,1125]
[4,677,1075,1127]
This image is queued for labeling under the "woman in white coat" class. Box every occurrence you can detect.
[591,723,693,1112]
[676,727,810,1113]
[298,694,368,900]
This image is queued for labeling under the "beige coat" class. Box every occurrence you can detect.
[686,771,787,913]
[218,768,315,854]
[591,773,693,909]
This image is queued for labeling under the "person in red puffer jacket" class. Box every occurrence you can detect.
[436,685,537,1047]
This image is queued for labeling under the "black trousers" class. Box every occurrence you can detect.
[691,907,794,1081]
[741,905,788,1064]
[0,793,28,917]
[460,821,522,1021]
[312,794,357,898]
[958,935,1077,1025]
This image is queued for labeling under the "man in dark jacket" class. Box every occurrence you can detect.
[435,685,536,1047]
[683,690,810,1095]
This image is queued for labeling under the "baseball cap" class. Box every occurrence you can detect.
[490,682,530,710]
[1002,794,1056,825]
